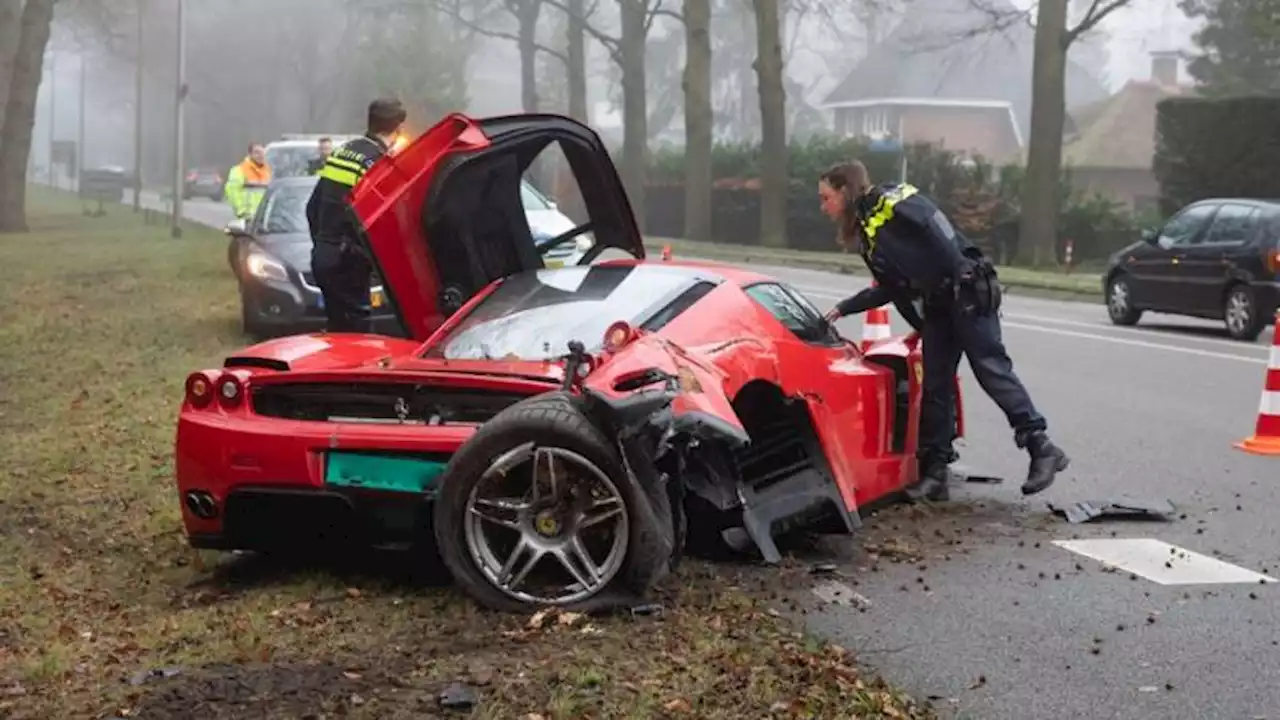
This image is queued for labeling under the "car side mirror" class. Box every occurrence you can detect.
[1140,227,1158,244]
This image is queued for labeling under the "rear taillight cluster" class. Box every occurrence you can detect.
[1266,248,1280,275]
[185,371,246,410]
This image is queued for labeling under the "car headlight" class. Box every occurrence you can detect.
[575,234,595,252]
[244,252,289,283]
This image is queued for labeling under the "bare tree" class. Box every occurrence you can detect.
[0,0,24,135]
[0,0,58,232]
[753,0,786,247]
[954,0,1130,264]
[543,0,668,230]
[683,0,714,242]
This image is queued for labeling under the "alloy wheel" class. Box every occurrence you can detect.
[1226,289,1252,336]
[463,443,629,606]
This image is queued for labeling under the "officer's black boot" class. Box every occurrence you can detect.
[905,458,950,503]
[1020,431,1069,495]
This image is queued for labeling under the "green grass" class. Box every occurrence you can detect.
[654,236,1105,297]
[0,187,933,719]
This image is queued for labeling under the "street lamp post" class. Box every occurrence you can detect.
[78,52,86,189]
[171,0,186,238]
[134,0,144,212]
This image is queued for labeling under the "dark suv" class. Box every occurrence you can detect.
[1103,198,1280,341]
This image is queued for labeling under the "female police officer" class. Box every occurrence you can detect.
[818,161,1069,502]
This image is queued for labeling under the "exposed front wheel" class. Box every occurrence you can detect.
[1106,274,1142,326]
[1224,285,1265,341]
[433,393,659,612]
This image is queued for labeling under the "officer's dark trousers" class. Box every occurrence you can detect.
[917,301,1047,466]
[312,242,373,334]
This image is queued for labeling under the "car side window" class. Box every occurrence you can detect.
[1158,204,1217,248]
[1202,204,1260,245]
[744,283,835,345]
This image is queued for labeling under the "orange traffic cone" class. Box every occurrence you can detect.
[661,244,672,261]
[1236,314,1280,456]
[861,281,892,352]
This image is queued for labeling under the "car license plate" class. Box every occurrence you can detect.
[370,288,384,308]
[324,452,447,494]
[544,259,564,269]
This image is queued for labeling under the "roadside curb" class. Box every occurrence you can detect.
[652,238,1105,300]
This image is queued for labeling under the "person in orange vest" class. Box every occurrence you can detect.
[224,143,272,223]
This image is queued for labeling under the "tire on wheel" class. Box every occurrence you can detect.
[1106,273,1142,326]
[1224,283,1266,341]
[432,391,663,612]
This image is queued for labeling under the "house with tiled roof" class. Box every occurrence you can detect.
[820,0,1108,165]
[1062,52,1196,213]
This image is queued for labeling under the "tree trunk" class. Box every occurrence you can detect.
[518,0,542,113]
[682,0,713,243]
[0,0,24,136]
[566,0,587,123]
[0,0,57,233]
[753,0,787,248]
[619,0,647,232]
[1018,0,1069,266]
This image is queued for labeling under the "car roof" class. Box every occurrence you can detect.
[1187,198,1280,210]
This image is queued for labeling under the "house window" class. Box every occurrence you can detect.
[861,108,890,137]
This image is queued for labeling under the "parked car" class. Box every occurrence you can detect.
[183,167,224,200]
[1103,198,1280,341]
[176,112,963,613]
[229,175,596,339]
[264,135,359,178]
[226,176,397,339]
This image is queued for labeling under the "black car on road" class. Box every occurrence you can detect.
[227,176,398,339]
[184,167,225,201]
[1103,198,1280,341]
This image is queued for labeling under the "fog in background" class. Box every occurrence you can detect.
[28,0,1191,184]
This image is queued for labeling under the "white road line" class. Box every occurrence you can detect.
[1052,538,1277,585]
[999,321,1267,365]
[1000,311,1272,354]
[792,286,1268,365]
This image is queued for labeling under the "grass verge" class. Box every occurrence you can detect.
[654,236,1105,298]
[0,187,933,719]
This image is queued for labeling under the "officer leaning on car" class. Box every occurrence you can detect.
[819,160,1070,502]
[305,98,407,333]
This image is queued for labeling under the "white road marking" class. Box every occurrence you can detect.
[1052,538,1278,585]
[1000,322,1268,365]
[812,580,872,608]
[791,285,1268,365]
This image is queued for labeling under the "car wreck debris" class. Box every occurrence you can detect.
[1048,498,1176,524]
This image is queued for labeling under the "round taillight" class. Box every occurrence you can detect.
[602,321,635,352]
[215,373,243,408]
[185,373,213,408]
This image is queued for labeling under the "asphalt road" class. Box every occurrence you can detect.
[134,189,1280,719]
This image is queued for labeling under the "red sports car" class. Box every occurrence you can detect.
[175,113,964,612]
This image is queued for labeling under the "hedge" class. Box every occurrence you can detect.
[1153,95,1280,216]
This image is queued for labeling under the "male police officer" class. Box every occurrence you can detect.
[306,100,407,333]
[819,161,1069,501]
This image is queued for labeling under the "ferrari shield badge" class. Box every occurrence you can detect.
[913,361,923,384]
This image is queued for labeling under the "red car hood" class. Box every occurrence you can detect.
[347,113,646,342]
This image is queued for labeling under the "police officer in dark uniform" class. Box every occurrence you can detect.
[306,99,407,333]
[818,161,1070,501]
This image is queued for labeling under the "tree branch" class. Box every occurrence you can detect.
[430,0,569,63]
[541,0,621,59]
[1066,0,1130,44]
[899,0,1030,54]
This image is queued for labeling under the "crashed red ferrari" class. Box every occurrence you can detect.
[175,113,964,611]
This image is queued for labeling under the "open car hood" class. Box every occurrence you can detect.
[348,113,646,341]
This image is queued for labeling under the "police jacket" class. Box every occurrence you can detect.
[834,183,982,328]
[305,134,389,249]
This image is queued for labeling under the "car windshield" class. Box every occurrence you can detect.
[265,145,320,178]
[258,182,315,234]
[520,181,553,211]
[423,265,694,361]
